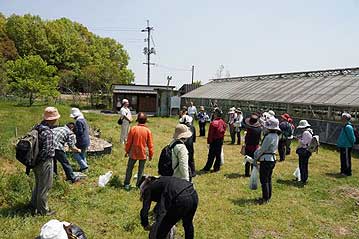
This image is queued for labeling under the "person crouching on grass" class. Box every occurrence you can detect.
[124,112,154,191]
[139,176,198,239]
[254,117,280,204]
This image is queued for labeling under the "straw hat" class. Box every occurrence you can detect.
[69,108,83,118]
[297,120,311,129]
[200,106,205,111]
[43,107,60,121]
[264,117,281,131]
[39,219,68,239]
[173,124,192,140]
[245,114,261,128]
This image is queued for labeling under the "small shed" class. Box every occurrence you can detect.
[178,83,201,96]
[112,84,176,116]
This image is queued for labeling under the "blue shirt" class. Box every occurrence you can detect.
[75,117,90,148]
[337,123,355,148]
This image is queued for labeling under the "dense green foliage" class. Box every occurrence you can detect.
[1,100,359,238]
[0,13,134,105]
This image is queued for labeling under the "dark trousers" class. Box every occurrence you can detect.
[297,148,311,183]
[286,139,292,155]
[188,151,196,177]
[199,121,206,136]
[203,139,223,171]
[236,130,241,145]
[151,189,198,239]
[229,125,236,144]
[278,139,287,161]
[259,161,275,201]
[244,148,255,176]
[340,147,352,176]
[54,149,76,182]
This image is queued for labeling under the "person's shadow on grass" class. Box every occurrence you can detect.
[276,179,304,188]
[224,173,246,179]
[0,202,33,218]
[229,198,261,206]
[325,172,346,178]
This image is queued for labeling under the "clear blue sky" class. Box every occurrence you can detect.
[1,0,359,88]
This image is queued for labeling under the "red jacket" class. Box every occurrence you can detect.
[125,124,154,160]
[207,118,227,144]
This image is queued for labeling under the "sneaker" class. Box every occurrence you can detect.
[80,167,88,173]
[71,177,81,183]
[124,185,131,191]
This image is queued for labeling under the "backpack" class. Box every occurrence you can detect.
[158,141,183,176]
[282,122,293,138]
[15,129,40,174]
[307,134,320,153]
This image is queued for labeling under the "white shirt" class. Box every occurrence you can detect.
[188,106,197,116]
[120,107,132,121]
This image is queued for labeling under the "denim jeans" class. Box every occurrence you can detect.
[54,149,76,181]
[73,147,88,170]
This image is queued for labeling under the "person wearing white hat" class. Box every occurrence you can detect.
[337,113,356,176]
[228,107,237,144]
[296,120,313,184]
[170,124,193,181]
[254,117,280,204]
[70,108,90,172]
[119,99,132,144]
[31,107,60,215]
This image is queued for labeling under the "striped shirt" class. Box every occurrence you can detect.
[52,126,76,151]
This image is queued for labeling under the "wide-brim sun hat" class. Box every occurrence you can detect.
[179,115,193,124]
[122,98,129,104]
[245,114,261,128]
[297,120,311,129]
[264,117,281,131]
[228,107,236,113]
[268,110,275,117]
[39,219,68,239]
[200,106,205,111]
[235,108,242,113]
[173,124,192,139]
[342,112,351,120]
[70,107,83,118]
[43,107,60,121]
[281,113,290,120]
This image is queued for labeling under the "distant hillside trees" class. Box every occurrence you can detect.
[0,13,134,105]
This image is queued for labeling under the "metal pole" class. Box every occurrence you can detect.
[147,20,150,86]
[191,65,194,84]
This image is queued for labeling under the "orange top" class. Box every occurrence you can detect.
[125,124,154,160]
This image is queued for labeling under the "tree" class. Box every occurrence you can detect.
[6,55,59,106]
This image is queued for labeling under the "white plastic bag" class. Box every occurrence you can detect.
[293,167,301,181]
[249,166,259,190]
[98,171,113,187]
[40,219,68,239]
[220,146,224,165]
[243,155,254,165]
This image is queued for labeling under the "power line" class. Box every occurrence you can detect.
[155,64,192,72]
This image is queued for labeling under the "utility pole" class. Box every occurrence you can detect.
[141,20,155,86]
[191,65,195,84]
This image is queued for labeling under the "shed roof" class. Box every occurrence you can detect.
[112,84,175,93]
[182,67,359,107]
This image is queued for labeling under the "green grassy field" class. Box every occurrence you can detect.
[1,101,359,238]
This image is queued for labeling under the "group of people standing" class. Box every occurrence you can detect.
[30,106,90,216]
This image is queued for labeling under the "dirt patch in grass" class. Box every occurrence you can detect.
[333,226,352,237]
[336,186,359,203]
[0,158,17,174]
[251,229,281,238]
